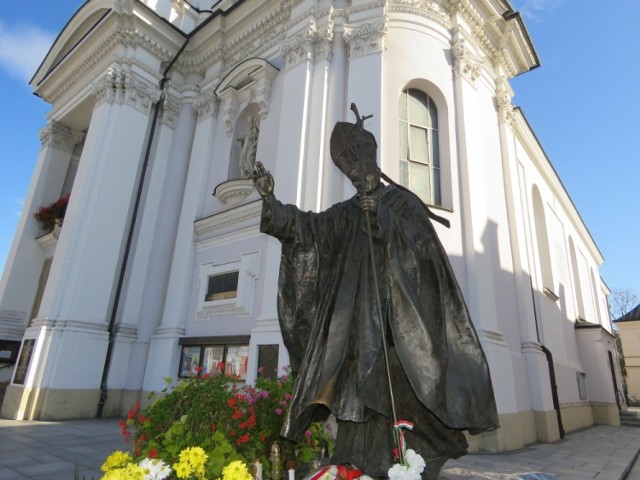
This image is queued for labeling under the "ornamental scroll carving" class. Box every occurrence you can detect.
[451,39,483,82]
[39,122,84,153]
[194,88,220,123]
[496,76,515,125]
[91,68,161,114]
[343,19,387,58]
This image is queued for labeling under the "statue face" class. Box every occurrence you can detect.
[344,153,380,195]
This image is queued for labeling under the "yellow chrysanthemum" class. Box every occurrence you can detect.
[101,451,133,472]
[99,463,145,480]
[179,446,208,468]
[222,460,252,480]
[173,461,193,479]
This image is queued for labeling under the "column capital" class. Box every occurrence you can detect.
[91,68,161,114]
[343,17,387,58]
[451,37,483,82]
[193,88,220,123]
[39,122,84,153]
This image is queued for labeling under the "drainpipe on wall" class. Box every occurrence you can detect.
[96,37,189,417]
[529,279,565,438]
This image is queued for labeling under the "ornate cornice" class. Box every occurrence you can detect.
[180,2,292,76]
[115,13,174,63]
[343,18,387,58]
[387,0,451,28]
[39,12,175,104]
[39,122,84,153]
[194,201,262,237]
[91,68,161,114]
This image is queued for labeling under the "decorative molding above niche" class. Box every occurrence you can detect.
[214,58,279,136]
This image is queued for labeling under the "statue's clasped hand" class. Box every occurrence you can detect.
[359,194,378,214]
[253,161,274,198]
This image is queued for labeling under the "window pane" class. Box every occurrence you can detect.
[430,129,440,168]
[202,346,225,376]
[408,90,430,127]
[399,160,409,186]
[224,345,249,380]
[409,126,429,164]
[206,271,239,301]
[399,121,408,159]
[399,91,407,121]
[257,344,279,379]
[432,166,441,205]
[179,346,201,378]
[409,162,431,204]
[428,102,438,130]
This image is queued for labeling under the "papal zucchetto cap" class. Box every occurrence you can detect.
[330,104,376,173]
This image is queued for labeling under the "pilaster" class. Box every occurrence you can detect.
[1,68,161,420]
[0,122,82,344]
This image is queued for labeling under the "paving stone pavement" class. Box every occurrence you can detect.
[0,418,639,480]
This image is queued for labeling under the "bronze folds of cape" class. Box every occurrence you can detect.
[256,108,499,479]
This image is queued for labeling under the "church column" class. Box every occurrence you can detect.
[321,7,349,209]
[143,86,218,393]
[106,77,200,413]
[495,73,558,442]
[0,123,82,344]
[2,67,161,420]
[449,25,522,450]
[343,15,387,171]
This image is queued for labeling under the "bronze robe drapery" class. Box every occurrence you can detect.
[261,184,499,475]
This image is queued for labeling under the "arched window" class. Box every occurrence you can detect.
[399,89,441,206]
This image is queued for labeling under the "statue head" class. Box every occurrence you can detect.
[330,104,380,194]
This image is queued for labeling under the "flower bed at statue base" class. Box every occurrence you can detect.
[100,371,334,480]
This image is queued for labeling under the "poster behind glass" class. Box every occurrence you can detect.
[179,346,201,377]
[203,346,225,376]
[225,345,249,380]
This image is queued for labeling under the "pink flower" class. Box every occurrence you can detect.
[275,408,283,415]
[284,393,292,400]
[304,430,312,437]
[279,400,287,407]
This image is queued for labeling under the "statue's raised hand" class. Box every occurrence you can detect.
[253,161,274,198]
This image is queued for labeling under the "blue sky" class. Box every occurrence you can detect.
[0,1,638,298]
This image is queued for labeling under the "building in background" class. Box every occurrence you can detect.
[614,304,640,405]
[0,0,622,452]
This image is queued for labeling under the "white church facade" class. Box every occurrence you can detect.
[0,0,622,453]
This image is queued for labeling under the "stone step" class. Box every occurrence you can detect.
[620,410,640,427]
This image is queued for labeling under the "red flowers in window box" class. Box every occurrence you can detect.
[33,193,70,231]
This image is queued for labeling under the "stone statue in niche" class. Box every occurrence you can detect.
[238,116,259,179]
[253,105,499,479]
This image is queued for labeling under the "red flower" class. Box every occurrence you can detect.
[232,410,244,420]
[259,433,266,442]
[149,448,158,458]
[227,398,237,408]
[211,423,217,431]
[230,429,236,437]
